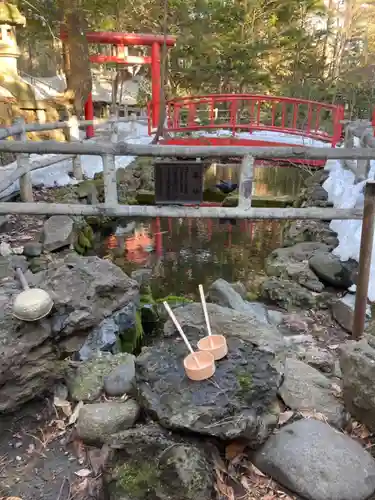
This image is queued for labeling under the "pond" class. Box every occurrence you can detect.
[96,164,309,299]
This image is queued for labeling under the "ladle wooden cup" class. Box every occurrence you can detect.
[197,284,228,360]
[12,268,54,322]
[163,301,215,381]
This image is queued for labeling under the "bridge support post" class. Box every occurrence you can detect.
[238,155,254,209]
[85,92,95,139]
[151,42,161,130]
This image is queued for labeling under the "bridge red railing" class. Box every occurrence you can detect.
[148,94,344,147]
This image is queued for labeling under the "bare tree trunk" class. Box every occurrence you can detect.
[59,0,92,117]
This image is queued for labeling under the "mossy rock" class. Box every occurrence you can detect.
[203,187,226,202]
[104,425,215,500]
[65,353,133,402]
[155,295,194,323]
[85,215,115,228]
[222,194,238,207]
[74,241,86,255]
[73,221,95,255]
[77,232,92,250]
[76,180,98,199]
[222,194,295,208]
[133,156,154,169]
[118,194,139,205]
[245,291,260,301]
[50,185,79,203]
[94,172,104,181]
[135,190,155,204]
[121,310,143,354]
[28,255,50,273]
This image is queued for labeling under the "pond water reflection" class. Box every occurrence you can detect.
[97,165,310,298]
[205,162,308,198]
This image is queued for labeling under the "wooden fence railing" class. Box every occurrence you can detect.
[0,118,374,340]
[0,114,147,201]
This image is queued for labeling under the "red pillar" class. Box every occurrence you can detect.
[154,217,163,256]
[85,92,94,138]
[151,42,161,129]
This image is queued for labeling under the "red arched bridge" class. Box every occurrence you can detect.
[148,94,344,163]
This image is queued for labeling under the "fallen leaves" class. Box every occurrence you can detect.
[53,398,84,427]
[346,419,372,449]
[53,397,72,418]
[297,410,328,422]
[215,440,296,500]
[74,468,92,478]
[277,410,294,426]
[330,383,343,398]
[225,441,247,461]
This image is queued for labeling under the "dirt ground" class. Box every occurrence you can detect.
[0,397,102,500]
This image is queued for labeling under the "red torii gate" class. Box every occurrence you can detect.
[60,31,176,138]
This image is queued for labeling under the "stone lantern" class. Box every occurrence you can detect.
[0,2,26,75]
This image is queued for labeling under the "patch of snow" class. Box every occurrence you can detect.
[194,129,329,147]
[322,146,375,300]
[0,121,151,198]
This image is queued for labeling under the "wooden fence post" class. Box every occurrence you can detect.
[352,180,375,339]
[102,154,118,206]
[238,155,254,209]
[15,118,33,202]
[68,115,83,180]
[130,113,136,135]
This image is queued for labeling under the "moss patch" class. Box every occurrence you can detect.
[121,310,144,354]
[235,370,253,394]
[135,190,155,204]
[155,295,194,305]
[114,461,160,498]
[73,222,95,255]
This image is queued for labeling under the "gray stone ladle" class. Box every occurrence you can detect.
[12,267,54,321]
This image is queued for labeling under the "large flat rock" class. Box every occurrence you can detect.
[340,337,375,431]
[163,302,286,355]
[136,330,283,447]
[278,358,347,427]
[253,419,375,500]
[0,254,138,413]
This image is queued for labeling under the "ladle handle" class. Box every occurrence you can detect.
[199,285,213,336]
[16,267,29,290]
[163,301,201,368]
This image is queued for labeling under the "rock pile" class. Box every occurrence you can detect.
[259,169,365,337]
[27,277,372,500]
[2,170,375,499]
[0,254,138,412]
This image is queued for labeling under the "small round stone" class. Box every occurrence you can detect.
[23,241,43,258]
[104,359,135,397]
